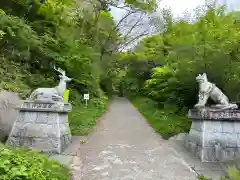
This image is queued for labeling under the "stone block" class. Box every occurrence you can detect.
[60,134,71,152]
[20,112,37,123]
[236,134,240,147]
[202,132,222,147]
[188,108,240,120]
[185,140,203,159]
[192,143,198,157]
[186,108,240,162]
[15,112,29,122]
[0,90,23,141]
[202,147,218,162]
[59,114,68,124]
[220,148,237,161]
[234,122,240,133]
[7,136,60,153]
[35,112,58,124]
[9,123,60,138]
[191,121,203,132]
[185,141,197,155]
[204,121,223,133]
[224,133,238,147]
[60,123,71,136]
[188,129,203,146]
[6,101,72,153]
[222,121,234,133]
[202,132,238,148]
[196,145,202,159]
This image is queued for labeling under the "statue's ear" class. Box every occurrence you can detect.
[202,73,207,78]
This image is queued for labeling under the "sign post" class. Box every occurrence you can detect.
[83,93,89,106]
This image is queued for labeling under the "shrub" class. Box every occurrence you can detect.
[132,97,191,139]
[0,145,70,179]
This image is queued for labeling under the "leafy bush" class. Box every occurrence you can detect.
[144,65,180,106]
[0,145,70,180]
[0,57,31,98]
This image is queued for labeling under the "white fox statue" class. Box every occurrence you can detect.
[194,73,237,110]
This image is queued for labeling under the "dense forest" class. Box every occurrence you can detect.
[1,0,240,179]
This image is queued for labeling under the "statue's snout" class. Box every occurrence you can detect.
[67,77,72,82]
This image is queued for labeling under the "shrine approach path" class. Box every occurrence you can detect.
[71,98,197,180]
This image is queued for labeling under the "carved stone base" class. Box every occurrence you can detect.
[6,101,72,153]
[210,103,238,110]
[185,108,240,162]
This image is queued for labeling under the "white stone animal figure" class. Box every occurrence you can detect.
[194,73,237,109]
[29,66,72,102]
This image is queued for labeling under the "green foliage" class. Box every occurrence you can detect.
[0,145,70,179]
[0,57,31,98]
[198,166,240,180]
[198,175,210,180]
[114,5,240,139]
[144,66,179,105]
[69,96,108,136]
[124,0,157,12]
[119,5,240,111]
[220,166,240,180]
[0,0,121,98]
[131,97,191,139]
[0,1,165,179]
[0,2,117,178]
[119,52,159,97]
[0,0,158,98]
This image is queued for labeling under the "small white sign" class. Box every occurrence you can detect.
[84,94,89,100]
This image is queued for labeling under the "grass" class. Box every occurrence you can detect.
[198,166,240,180]
[69,97,109,136]
[0,144,70,179]
[131,96,191,139]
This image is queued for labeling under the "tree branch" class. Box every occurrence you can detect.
[100,9,138,60]
[118,31,149,51]
[97,0,132,11]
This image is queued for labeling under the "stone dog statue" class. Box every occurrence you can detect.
[29,66,72,102]
[194,73,237,110]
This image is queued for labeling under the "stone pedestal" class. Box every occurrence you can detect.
[6,101,72,154]
[185,108,240,162]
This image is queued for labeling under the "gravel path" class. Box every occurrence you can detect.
[71,98,198,180]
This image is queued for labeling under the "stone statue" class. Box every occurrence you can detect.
[29,66,72,102]
[194,73,237,109]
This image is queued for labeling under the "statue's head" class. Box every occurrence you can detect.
[196,73,207,83]
[54,65,72,82]
[59,74,72,82]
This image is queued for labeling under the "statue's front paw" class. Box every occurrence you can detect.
[194,104,204,108]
